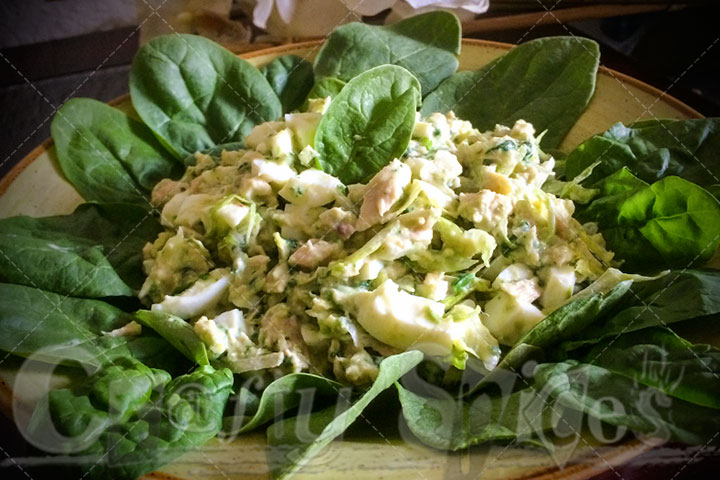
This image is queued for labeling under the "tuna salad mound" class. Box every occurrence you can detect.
[139,98,617,386]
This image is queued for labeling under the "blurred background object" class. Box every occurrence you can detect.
[137,0,490,45]
[232,0,489,38]
[138,0,253,51]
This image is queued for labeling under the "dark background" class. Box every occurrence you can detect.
[1,1,719,479]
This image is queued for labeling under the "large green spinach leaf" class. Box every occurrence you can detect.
[397,382,558,451]
[266,351,422,479]
[314,11,460,96]
[51,98,181,206]
[89,365,232,479]
[27,363,233,479]
[262,54,314,113]
[534,360,720,445]
[135,310,209,366]
[0,283,133,366]
[0,203,162,295]
[0,221,131,298]
[130,34,282,159]
[579,174,720,270]
[583,327,720,409]
[315,65,421,184]
[562,269,720,350]
[564,119,720,188]
[223,373,342,435]
[27,358,171,453]
[305,77,345,102]
[421,37,599,148]
[0,283,181,370]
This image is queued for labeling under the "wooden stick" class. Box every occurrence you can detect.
[462,4,682,34]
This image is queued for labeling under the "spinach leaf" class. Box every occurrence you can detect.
[306,77,345,102]
[89,365,232,479]
[421,37,600,148]
[582,327,720,409]
[266,351,423,479]
[315,65,421,184]
[0,283,183,369]
[51,98,181,206]
[564,119,720,188]
[120,335,190,375]
[223,373,341,435]
[397,382,558,451]
[314,11,460,96]
[0,203,162,295]
[262,54,314,113]
[0,220,132,298]
[58,203,162,292]
[27,358,171,453]
[27,363,233,479]
[135,310,209,366]
[595,165,649,194]
[579,174,720,270]
[534,360,720,445]
[562,270,720,350]
[130,34,282,159]
[0,283,133,366]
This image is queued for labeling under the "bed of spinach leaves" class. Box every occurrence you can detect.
[1,10,719,480]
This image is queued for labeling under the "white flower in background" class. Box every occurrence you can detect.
[239,0,488,38]
[341,0,399,16]
[390,0,489,22]
[244,0,349,38]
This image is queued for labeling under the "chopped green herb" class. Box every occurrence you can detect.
[451,273,475,295]
[486,139,518,153]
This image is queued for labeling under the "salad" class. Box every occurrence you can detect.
[141,106,613,383]
[1,10,719,480]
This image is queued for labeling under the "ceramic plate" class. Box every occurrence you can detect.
[0,39,701,480]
